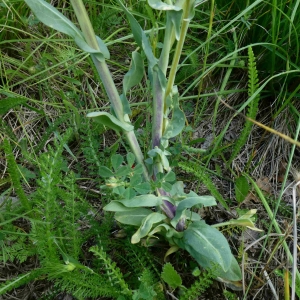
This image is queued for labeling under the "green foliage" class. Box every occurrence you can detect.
[235,175,250,203]
[90,245,132,296]
[178,160,229,209]
[3,139,31,211]
[179,268,215,300]
[161,262,182,289]
[229,46,260,163]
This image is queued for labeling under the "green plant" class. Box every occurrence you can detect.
[23,0,244,287]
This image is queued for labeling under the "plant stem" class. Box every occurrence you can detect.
[70,0,150,181]
[165,0,194,103]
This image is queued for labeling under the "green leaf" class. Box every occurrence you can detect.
[0,98,28,114]
[123,187,136,200]
[99,166,114,178]
[121,194,162,208]
[134,182,152,194]
[131,212,166,243]
[216,255,242,282]
[115,166,131,177]
[164,171,176,182]
[111,154,123,171]
[87,111,134,132]
[161,181,172,192]
[133,163,144,175]
[235,175,250,203]
[121,51,144,115]
[104,201,135,212]
[162,87,185,140]
[74,35,110,61]
[117,0,157,69]
[175,221,233,273]
[161,262,182,289]
[171,196,216,227]
[130,173,142,186]
[25,0,109,62]
[115,208,153,226]
[127,152,135,167]
[24,0,82,39]
[148,0,182,11]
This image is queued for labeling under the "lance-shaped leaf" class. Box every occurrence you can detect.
[131,212,167,244]
[87,112,134,132]
[162,87,185,140]
[171,196,216,227]
[120,51,144,115]
[115,208,153,226]
[25,0,109,61]
[117,0,157,69]
[216,255,242,283]
[175,221,233,273]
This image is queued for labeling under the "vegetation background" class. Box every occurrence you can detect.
[0,0,300,299]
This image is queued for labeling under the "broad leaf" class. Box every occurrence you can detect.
[175,221,233,273]
[121,194,162,207]
[171,196,216,227]
[161,263,182,289]
[115,208,153,226]
[216,255,242,282]
[104,201,135,212]
[87,111,134,132]
[131,212,166,243]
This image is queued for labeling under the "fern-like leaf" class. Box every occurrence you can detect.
[228,46,260,164]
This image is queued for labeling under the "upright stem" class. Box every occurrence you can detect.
[70,0,150,180]
[165,0,193,102]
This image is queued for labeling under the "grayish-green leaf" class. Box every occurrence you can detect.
[148,0,182,11]
[175,221,233,272]
[163,87,185,139]
[25,0,109,62]
[120,51,144,115]
[104,201,135,212]
[171,196,216,227]
[25,0,82,39]
[87,111,134,132]
[216,254,242,282]
[117,0,157,69]
[121,194,162,207]
[161,262,182,289]
[115,208,153,226]
[131,212,167,243]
